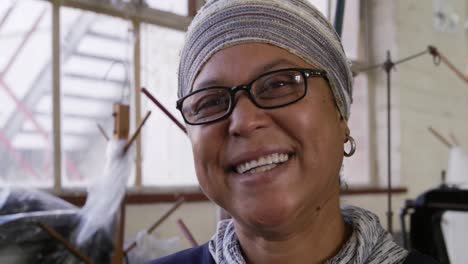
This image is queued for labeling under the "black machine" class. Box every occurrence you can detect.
[401,185,468,264]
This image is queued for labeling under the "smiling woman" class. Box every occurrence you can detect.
[146,0,438,264]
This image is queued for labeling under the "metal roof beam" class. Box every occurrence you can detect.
[87,30,131,43]
[56,0,191,31]
[63,72,126,86]
[72,51,129,64]
[2,14,96,139]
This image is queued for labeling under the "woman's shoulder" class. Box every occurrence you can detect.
[144,242,215,264]
[403,250,440,264]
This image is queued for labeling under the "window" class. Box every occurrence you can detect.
[0,0,53,187]
[59,7,134,187]
[141,24,197,187]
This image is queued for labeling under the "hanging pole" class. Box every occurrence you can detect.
[383,50,394,235]
[52,0,63,191]
[334,0,346,37]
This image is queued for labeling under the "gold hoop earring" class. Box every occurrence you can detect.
[344,135,356,157]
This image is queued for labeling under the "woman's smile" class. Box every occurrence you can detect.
[230,151,294,187]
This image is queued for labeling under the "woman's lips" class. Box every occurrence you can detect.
[235,152,290,174]
[231,155,293,186]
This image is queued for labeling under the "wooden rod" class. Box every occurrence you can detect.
[429,46,468,84]
[97,123,110,141]
[124,196,185,254]
[439,52,468,84]
[141,88,187,134]
[37,222,93,264]
[123,111,151,154]
[112,201,126,264]
[428,126,453,148]
[177,218,198,247]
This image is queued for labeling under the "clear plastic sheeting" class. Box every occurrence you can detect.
[442,147,468,264]
[0,188,112,263]
[0,188,75,215]
[0,139,131,263]
[128,231,180,264]
[76,139,130,245]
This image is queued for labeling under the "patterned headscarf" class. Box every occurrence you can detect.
[178,0,354,119]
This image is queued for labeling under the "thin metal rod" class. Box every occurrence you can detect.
[177,218,198,247]
[141,88,187,134]
[392,50,429,67]
[333,0,345,37]
[133,20,143,187]
[0,2,16,28]
[383,50,394,235]
[37,222,94,264]
[357,49,429,73]
[124,196,185,254]
[52,0,62,191]
[123,111,151,154]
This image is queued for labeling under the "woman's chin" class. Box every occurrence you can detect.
[235,204,299,232]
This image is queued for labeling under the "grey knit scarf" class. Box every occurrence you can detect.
[178,0,353,120]
[208,206,408,264]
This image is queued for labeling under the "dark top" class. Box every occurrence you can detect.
[145,242,439,264]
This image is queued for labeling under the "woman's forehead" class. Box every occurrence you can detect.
[192,43,315,89]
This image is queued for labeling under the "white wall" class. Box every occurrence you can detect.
[396,0,468,198]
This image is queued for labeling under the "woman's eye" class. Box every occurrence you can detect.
[267,80,294,89]
[193,96,227,115]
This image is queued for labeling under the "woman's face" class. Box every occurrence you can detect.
[187,43,347,229]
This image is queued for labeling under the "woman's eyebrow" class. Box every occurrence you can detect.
[260,58,298,72]
[194,59,299,90]
[195,79,221,90]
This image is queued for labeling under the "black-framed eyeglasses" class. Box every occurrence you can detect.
[176,68,327,125]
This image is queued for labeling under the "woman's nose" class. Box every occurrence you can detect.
[228,94,270,137]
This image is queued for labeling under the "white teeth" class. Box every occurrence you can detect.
[249,164,277,174]
[235,153,290,174]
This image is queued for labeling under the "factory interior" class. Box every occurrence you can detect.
[0,0,467,263]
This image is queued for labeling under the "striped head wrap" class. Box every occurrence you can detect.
[178,0,353,119]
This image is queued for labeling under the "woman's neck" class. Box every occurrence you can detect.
[234,198,350,264]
